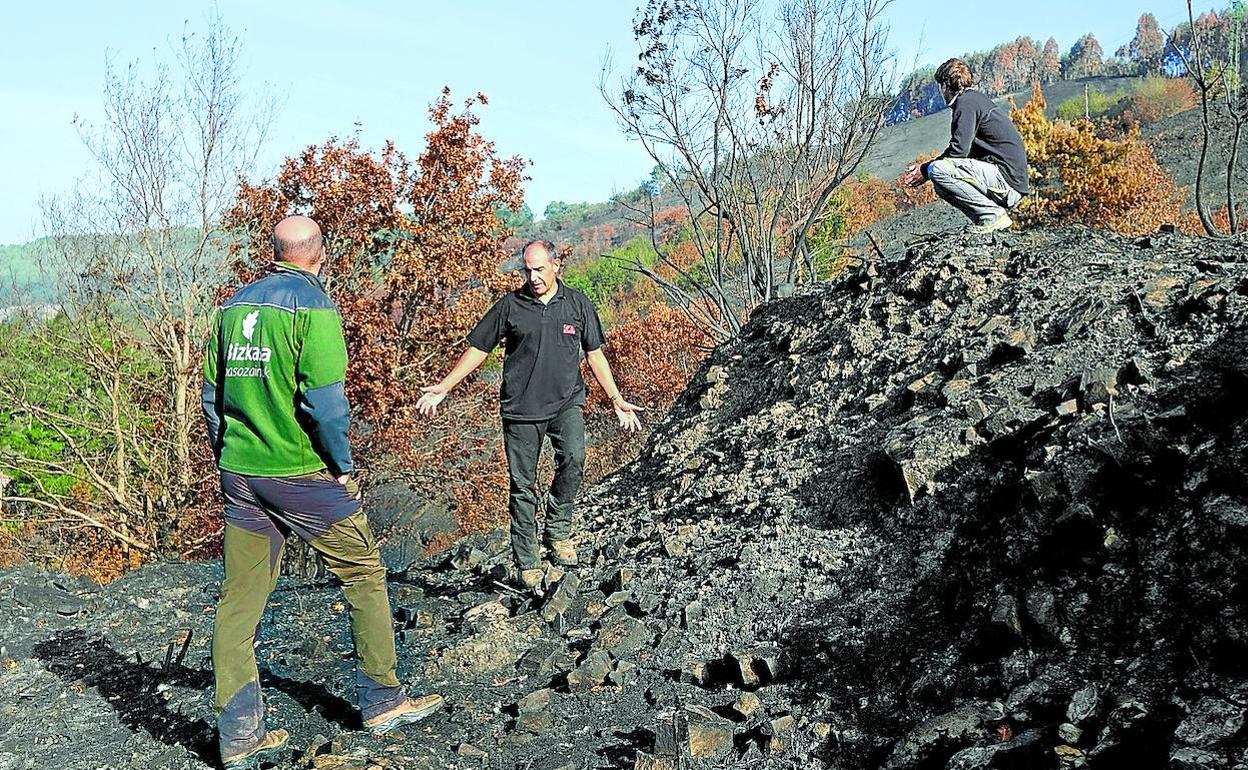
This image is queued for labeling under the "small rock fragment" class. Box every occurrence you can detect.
[1057,722,1082,744]
[516,688,554,714]
[764,714,795,736]
[1066,684,1100,725]
[687,721,734,759]
[633,753,675,770]
[566,650,613,691]
[733,691,763,719]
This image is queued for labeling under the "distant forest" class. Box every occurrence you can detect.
[888,7,1245,122]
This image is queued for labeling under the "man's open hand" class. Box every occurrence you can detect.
[898,163,925,189]
[417,384,450,417]
[613,397,644,432]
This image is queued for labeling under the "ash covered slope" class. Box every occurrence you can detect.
[583,225,1248,768]
[4,226,1248,770]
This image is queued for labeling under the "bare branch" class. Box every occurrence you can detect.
[15,13,273,554]
[602,0,895,340]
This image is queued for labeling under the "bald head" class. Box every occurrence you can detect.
[273,215,324,269]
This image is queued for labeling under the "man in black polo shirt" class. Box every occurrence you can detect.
[417,239,642,588]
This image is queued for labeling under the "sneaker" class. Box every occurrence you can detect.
[221,729,289,769]
[966,213,1013,234]
[519,567,545,590]
[363,694,445,734]
[546,539,579,566]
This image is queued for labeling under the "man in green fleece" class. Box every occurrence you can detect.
[201,216,442,769]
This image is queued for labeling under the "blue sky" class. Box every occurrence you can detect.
[0,1,1224,245]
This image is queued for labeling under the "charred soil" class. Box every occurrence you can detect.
[4,225,1248,770]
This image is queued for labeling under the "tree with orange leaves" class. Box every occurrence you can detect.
[1038,38,1062,84]
[1010,83,1185,236]
[223,89,527,533]
[581,303,709,484]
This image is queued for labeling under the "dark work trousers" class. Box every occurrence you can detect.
[502,406,587,568]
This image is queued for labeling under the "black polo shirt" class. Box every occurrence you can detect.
[467,282,606,421]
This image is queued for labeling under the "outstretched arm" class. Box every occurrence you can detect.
[417,347,490,416]
[585,348,643,432]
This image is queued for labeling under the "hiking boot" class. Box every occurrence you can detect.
[364,694,445,734]
[519,567,545,590]
[966,213,1013,234]
[546,539,579,566]
[221,729,289,769]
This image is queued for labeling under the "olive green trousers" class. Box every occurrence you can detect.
[213,470,402,758]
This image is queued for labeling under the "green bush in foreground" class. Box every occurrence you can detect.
[563,235,661,323]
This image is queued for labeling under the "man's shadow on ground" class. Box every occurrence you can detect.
[32,628,358,767]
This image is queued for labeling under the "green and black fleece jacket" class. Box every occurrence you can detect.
[201,262,353,477]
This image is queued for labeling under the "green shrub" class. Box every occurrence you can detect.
[563,235,660,314]
[1127,76,1197,124]
[495,202,534,231]
[0,318,161,500]
[0,321,103,498]
[1056,88,1127,121]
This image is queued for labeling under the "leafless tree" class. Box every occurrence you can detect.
[1168,0,1248,237]
[0,14,273,557]
[601,0,895,341]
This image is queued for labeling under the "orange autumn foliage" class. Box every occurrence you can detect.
[837,176,899,234]
[587,303,710,412]
[653,206,690,242]
[1010,83,1185,236]
[581,303,710,484]
[1179,205,1246,236]
[655,238,703,282]
[1121,78,1198,127]
[224,89,527,535]
[571,224,619,261]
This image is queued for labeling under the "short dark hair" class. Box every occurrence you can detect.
[273,231,323,262]
[934,58,973,93]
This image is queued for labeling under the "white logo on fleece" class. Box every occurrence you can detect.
[242,310,259,341]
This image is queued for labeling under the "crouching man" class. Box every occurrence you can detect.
[900,57,1031,233]
[202,216,443,768]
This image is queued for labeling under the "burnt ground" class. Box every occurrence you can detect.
[1145,102,1248,218]
[4,225,1248,770]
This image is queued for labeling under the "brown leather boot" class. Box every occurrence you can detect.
[519,567,545,590]
[547,539,578,566]
[221,729,289,769]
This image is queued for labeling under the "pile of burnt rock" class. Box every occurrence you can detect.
[3,225,1248,770]
[577,224,1248,769]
